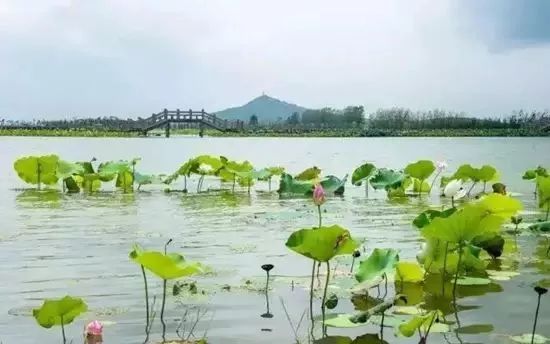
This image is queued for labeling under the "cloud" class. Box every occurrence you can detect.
[0,0,549,119]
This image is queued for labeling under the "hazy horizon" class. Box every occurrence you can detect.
[2,0,550,120]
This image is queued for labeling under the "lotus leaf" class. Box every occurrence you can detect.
[130,250,203,280]
[295,166,321,181]
[266,166,285,176]
[523,170,538,180]
[56,160,84,180]
[370,169,405,190]
[475,194,523,219]
[510,334,548,344]
[455,277,491,285]
[472,234,505,259]
[529,221,550,233]
[412,179,431,193]
[456,324,494,334]
[395,262,424,283]
[352,163,377,186]
[537,176,550,212]
[323,314,367,328]
[355,248,399,283]
[397,310,445,337]
[413,208,457,229]
[404,160,435,181]
[285,225,359,262]
[14,155,59,186]
[321,175,347,195]
[278,173,314,194]
[33,295,87,328]
[452,164,498,183]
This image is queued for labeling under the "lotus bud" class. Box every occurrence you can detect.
[443,179,463,198]
[313,183,326,206]
[85,320,103,336]
[535,286,548,296]
[436,161,448,173]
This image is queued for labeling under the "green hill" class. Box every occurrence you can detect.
[214,94,307,123]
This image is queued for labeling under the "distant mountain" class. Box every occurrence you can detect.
[214,95,307,122]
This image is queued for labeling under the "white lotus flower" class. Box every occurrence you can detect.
[444,179,463,198]
[436,160,448,173]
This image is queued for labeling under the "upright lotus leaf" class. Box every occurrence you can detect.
[115,170,134,191]
[285,225,359,262]
[33,295,88,328]
[266,166,285,176]
[195,155,224,175]
[395,262,424,283]
[56,160,84,180]
[369,168,405,190]
[278,173,314,194]
[537,176,550,214]
[452,164,477,182]
[132,251,203,280]
[82,174,102,193]
[477,165,498,182]
[76,161,95,174]
[397,310,446,337]
[452,164,498,183]
[14,155,60,187]
[472,234,505,259]
[418,238,460,274]
[413,208,457,229]
[523,170,538,180]
[412,179,431,193]
[475,194,523,219]
[351,163,377,186]
[295,166,322,181]
[404,160,435,181]
[355,248,399,283]
[97,160,131,182]
[321,175,348,195]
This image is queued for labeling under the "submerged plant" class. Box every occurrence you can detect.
[33,295,88,343]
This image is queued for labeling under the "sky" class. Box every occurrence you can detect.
[1,0,550,119]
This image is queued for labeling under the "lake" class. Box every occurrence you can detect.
[0,136,549,344]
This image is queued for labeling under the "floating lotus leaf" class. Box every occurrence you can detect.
[323,314,367,328]
[352,163,377,186]
[355,248,399,283]
[413,208,457,229]
[370,169,405,190]
[456,324,494,334]
[14,155,59,186]
[395,262,424,283]
[295,166,322,181]
[455,277,491,285]
[397,310,446,337]
[130,250,203,280]
[285,225,359,262]
[404,160,435,181]
[33,295,87,328]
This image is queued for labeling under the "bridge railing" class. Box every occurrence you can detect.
[141,109,243,131]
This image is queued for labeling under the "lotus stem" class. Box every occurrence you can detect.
[451,196,455,208]
[247,180,251,194]
[365,182,369,198]
[265,270,270,292]
[380,310,385,340]
[141,265,150,339]
[546,203,549,221]
[442,242,449,295]
[483,181,487,193]
[37,161,41,190]
[309,260,316,338]
[467,182,477,196]
[531,292,543,344]
[321,261,330,336]
[160,279,167,342]
[317,205,322,228]
[268,177,272,191]
[419,178,425,198]
[350,257,356,273]
[453,243,463,300]
[232,174,236,193]
[184,175,187,191]
[382,273,388,299]
[429,170,441,196]
[60,315,66,344]
[164,238,173,254]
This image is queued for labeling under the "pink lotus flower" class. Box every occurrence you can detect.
[85,320,103,336]
[313,183,326,206]
[436,160,448,172]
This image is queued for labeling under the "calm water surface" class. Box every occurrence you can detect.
[0,136,549,344]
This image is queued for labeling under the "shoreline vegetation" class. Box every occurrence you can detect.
[0,127,548,138]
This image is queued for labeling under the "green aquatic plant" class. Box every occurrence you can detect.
[412,208,456,229]
[404,160,435,195]
[33,295,88,343]
[130,245,203,341]
[56,159,85,192]
[523,166,548,198]
[536,176,550,220]
[262,166,285,191]
[351,163,377,197]
[295,166,322,181]
[14,154,60,189]
[218,158,254,192]
[277,173,347,196]
[286,225,359,332]
[98,159,138,192]
[451,164,498,195]
[397,310,446,343]
[369,168,407,198]
[355,248,399,297]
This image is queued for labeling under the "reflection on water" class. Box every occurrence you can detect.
[0,137,550,343]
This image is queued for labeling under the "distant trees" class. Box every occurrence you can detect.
[249,114,259,126]
[301,106,365,127]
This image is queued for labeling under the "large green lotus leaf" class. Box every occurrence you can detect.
[323,314,368,328]
[477,165,498,182]
[529,221,550,233]
[33,295,87,328]
[475,194,523,219]
[355,248,399,283]
[452,164,477,181]
[472,234,505,259]
[537,176,550,208]
[404,160,435,181]
[420,239,460,274]
[224,160,253,174]
[286,225,359,262]
[352,163,377,186]
[413,208,457,229]
[397,311,445,337]
[395,262,424,283]
[266,166,285,176]
[523,170,537,180]
[56,160,84,180]
[510,334,549,344]
[194,155,224,175]
[412,178,431,193]
[76,161,95,174]
[14,155,59,185]
[278,173,314,195]
[131,250,203,280]
[98,160,131,176]
[370,169,405,190]
[321,175,348,195]
[421,206,502,244]
[295,166,322,181]
[134,172,163,186]
[253,168,273,181]
[64,176,81,193]
[82,174,102,192]
[115,170,134,190]
[178,158,200,177]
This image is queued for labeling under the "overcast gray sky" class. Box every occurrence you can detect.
[1,0,550,119]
